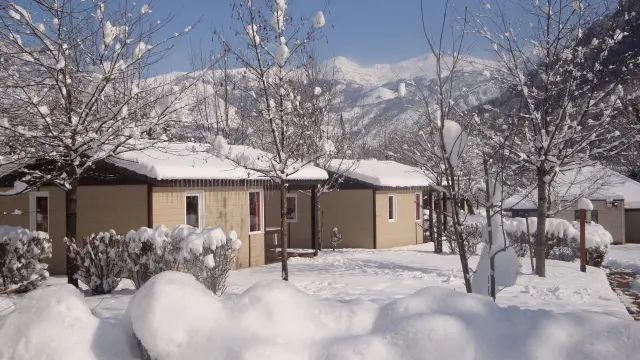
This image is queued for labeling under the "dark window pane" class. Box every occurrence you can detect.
[249,192,262,232]
[389,195,395,220]
[286,196,296,221]
[591,210,598,224]
[35,196,48,232]
[186,195,199,228]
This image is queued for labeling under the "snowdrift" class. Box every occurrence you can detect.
[0,285,136,360]
[128,272,640,360]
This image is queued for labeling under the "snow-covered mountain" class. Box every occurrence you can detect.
[324,54,503,149]
[163,53,503,150]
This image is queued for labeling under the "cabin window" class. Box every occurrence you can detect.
[415,193,422,221]
[388,194,397,222]
[286,194,297,222]
[574,210,598,224]
[29,192,49,232]
[249,190,264,233]
[185,191,203,228]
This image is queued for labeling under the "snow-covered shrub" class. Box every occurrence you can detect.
[67,231,125,295]
[0,226,52,293]
[504,217,610,267]
[125,225,242,295]
[328,227,342,251]
[179,227,241,295]
[444,219,484,256]
[124,225,174,289]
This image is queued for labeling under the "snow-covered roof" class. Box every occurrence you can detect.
[329,159,431,188]
[109,143,328,181]
[504,165,640,210]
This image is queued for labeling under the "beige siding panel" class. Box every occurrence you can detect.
[262,190,313,249]
[151,186,264,268]
[0,186,67,275]
[376,189,422,249]
[556,199,625,244]
[625,210,640,243]
[288,192,312,249]
[320,189,374,249]
[264,190,281,230]
[77,185,148,238]
[249,233,266,266]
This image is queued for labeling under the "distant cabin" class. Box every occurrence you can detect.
[504,165,640,244]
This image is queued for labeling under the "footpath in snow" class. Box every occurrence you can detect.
[604,244,640,320]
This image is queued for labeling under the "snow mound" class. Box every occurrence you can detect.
[0,285,135,360]
[605,245,640,273]
[632,277,640,293]
[128,272,640,360]
[578,198,594,210]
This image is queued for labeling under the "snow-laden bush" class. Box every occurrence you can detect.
[69,224,242,295]
[504,217,611,267]
[124,225,173,289]
[175,226,241,295]
[0,226,52,293]
[125,224,242,295]
[67,231,125,295]
[444,217,484,256]
[328,227,342,251]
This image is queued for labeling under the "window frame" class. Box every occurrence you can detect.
[286,193,298,223]
[574,209,598,224]
[248,189,265,234]
[185,190,204,229]
[388,193,397,222]
[29,191,49,232]
[415,192,422,222]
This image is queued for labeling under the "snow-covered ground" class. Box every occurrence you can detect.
[605,244,640,274]
[226,243,630,320]
[1,243,631,321]
[1,243,638,360]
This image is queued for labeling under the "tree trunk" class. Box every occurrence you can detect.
[534,170,548,277]
[465,199,475,215]
[66,185,79,287]
[315,188,322,255]
[280,180,289,281]
[428,190,434,243]
[435,191,443,253]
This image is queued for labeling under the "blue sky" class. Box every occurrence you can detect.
[149,0,470,73]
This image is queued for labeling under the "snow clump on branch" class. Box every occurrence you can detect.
[442,120,468,167]
[313,11,326,28]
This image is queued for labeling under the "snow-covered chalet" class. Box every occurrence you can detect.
[0,143,328,275]
[503,165,640,244]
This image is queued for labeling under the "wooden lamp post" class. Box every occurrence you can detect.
[579,209,586,273]
[577,198,592,273]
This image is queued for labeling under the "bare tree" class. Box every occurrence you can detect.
[472,0,640,276]
[393,0,490,293]
[0,0,194,285]
[188,38,249,144]
[208,0,329,281]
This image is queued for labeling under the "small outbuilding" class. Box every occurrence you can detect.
[504,165,640,244]
[285,160,432,250]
